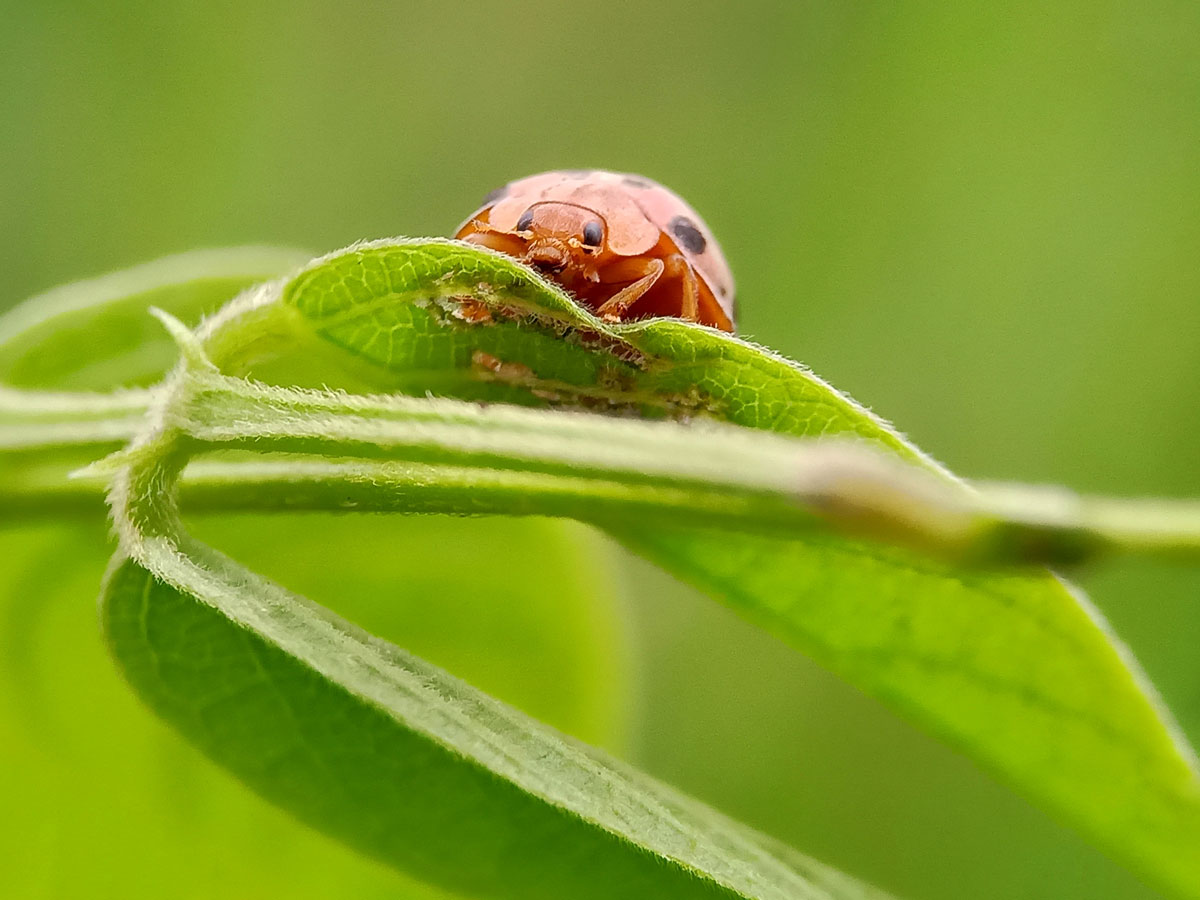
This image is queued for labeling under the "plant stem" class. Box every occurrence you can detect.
[4,377,1200,564]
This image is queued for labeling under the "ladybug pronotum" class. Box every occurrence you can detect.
[453,169,736,332]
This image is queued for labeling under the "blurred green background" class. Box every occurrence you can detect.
[2,2,1198,898]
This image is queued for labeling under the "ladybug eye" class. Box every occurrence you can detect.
[516,209,535,232]
[581,220,604,248]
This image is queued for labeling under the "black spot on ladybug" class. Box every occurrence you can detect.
[669,215,706,254]
[622,175,653,189]
[481,184,508,206]
[516,208,535,232]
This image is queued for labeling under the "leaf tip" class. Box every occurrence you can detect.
[69,447,137,480]
[148,306,216,372]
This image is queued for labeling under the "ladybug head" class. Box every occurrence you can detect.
[514,202,608,273]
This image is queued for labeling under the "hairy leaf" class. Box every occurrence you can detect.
[262,240,1200,897]
[0,247,632,898]
[8,241,1199,898]
[102,549,889,900]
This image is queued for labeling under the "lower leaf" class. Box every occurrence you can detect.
[101,549,893,900]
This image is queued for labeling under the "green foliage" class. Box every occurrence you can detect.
[0,252,628,899]
[3,242,1199,899]
[6,6,1200,900]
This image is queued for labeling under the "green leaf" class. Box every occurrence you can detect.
[0,246,314,390]
[0,247,400,899]
[0,248,632,898]
[101,547,890,900]
[192,513,630,746]
[10,241,1200,898]
[0,247,314,522]
[77,243,900,899]
[0,249,438,899]
[0,524,441,900]
[263,240,1200,897]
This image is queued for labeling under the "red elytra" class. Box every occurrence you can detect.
[453,170,736,332]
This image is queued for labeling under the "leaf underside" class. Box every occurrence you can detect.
[103,552,887,900]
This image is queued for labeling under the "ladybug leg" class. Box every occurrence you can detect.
[663,253,700,322]
[458,227,529,258]
[595,257,665,321]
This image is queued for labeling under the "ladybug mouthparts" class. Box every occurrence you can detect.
[525,240,571,273]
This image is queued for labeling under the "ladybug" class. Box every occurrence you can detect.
[453,170,736,332]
